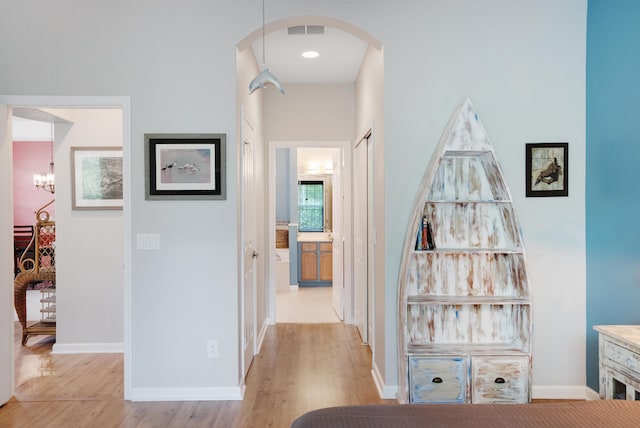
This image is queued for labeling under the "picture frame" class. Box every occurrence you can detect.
[71,146,124,210]
[525,142,568,197]
[144,133,226,200]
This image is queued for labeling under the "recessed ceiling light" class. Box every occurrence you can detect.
[302,50,319,59]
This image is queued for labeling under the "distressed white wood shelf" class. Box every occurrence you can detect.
[397,99,532,404]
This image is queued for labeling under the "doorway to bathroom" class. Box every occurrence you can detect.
[268,141,351,324]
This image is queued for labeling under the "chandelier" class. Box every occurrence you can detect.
[33,121,55,194]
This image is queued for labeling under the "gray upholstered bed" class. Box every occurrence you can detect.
[291,400,640,427]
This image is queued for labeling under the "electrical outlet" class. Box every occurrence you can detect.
[207,340,219,359]
[136,233,160,250]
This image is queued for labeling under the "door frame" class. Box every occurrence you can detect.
[239,108,257,385]
[0,95,132,400]
[267,140,353,324]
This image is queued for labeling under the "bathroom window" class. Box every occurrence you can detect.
[298,180,324,232]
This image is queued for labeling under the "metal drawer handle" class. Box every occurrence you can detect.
[432,377,443,384]
[494,377,506,384]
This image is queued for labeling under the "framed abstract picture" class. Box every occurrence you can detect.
[525,142,568,197]
[71,146,124,210]
[144,133,226,200]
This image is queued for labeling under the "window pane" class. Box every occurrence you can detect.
[298,181,324,232]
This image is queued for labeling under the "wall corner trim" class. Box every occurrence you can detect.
[371,363,398,400]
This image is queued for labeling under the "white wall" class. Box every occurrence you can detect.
[0,0,587,399]
[378,1,587,395]
[0,105,14,405]
[51,108,124,351]
[355,43,387,390]
[265,84,355,140]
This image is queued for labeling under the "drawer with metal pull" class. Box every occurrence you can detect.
[471,356,530,403]
[409,356,467,404]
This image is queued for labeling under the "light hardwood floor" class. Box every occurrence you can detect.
[1,322,392,427]
[276,287,340,323]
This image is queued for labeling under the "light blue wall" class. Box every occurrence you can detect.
[275,148,290,222]
[275,147,299,285]
[586,0,640,390]
[288,150,298,285]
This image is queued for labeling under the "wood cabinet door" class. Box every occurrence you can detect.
[319,242,333,281]
[300,243,318,281]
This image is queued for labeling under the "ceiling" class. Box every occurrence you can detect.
[251,24,367,175]
[250,24,368,84]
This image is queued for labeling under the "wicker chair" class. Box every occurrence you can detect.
[14,200,56,345]
[13,225,34,276]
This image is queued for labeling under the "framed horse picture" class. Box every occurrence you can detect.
[525,142,568,197]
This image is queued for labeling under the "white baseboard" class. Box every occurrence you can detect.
[371,362,398,400]
[256,319,269,354]
[128,386,243,402]
[52,342,124,354]
[532,385,599,400]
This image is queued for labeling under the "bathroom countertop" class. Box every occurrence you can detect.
[297,232,332,242]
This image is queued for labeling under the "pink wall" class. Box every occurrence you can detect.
[13,141,56,226]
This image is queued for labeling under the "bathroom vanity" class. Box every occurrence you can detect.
[297,233,332,287]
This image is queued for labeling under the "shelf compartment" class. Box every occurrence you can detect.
[428,151,509,201]
[39,287,56,324]
[407,296,530,305]
[422,202,520,249]
[408,343,530,355]
[406,303,530,352]
[406,252,529,298]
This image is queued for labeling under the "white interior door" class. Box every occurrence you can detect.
[0,102,14,405]
[331,149,344,320]
[241,112,257,379]
[354,135,368,343]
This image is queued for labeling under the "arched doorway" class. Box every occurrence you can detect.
[235,16,383,389]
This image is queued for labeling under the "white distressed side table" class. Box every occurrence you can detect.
[593,325,640,400]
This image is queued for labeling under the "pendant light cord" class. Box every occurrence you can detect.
[262,0,266,66]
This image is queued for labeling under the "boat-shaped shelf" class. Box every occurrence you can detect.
[397,99,532,404]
